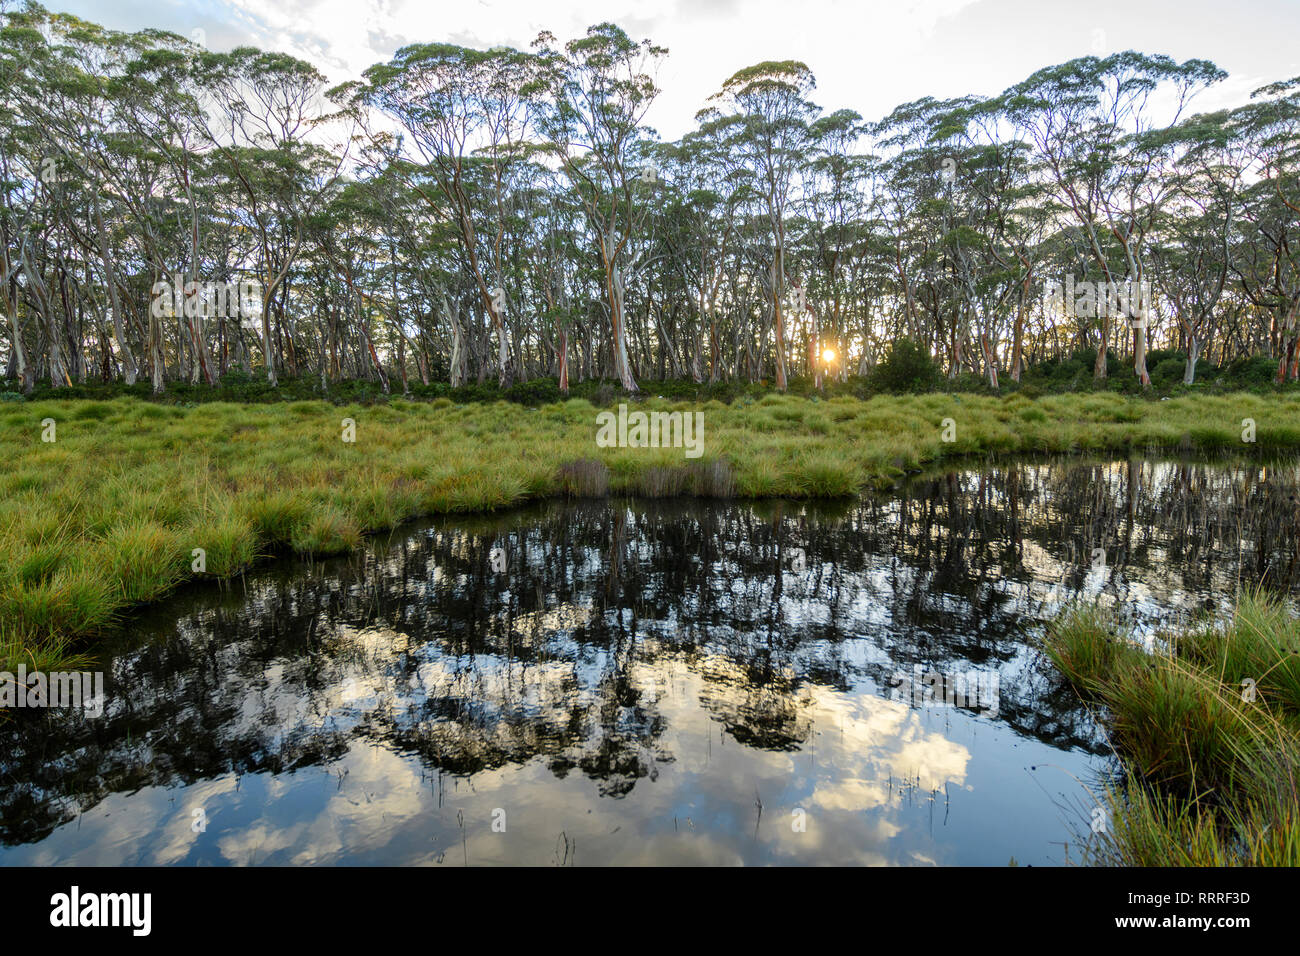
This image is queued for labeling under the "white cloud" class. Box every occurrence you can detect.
[57,0,1300,140]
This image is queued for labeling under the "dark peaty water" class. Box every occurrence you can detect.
[2,455,1298,865]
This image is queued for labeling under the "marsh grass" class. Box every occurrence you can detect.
[1045,592,1300,866]
[3,390,1298,670]
[557,458,610,497]
[0,626,93,676]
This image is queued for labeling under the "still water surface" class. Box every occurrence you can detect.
[3,455,1299,865]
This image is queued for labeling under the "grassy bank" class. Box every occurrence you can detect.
[2,389,1300,670]
[1045,593,1300,866]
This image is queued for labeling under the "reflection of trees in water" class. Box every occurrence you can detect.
[2,456,1298,845]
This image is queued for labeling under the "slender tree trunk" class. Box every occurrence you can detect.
[1183,335,1200,385]
[1133,321,1151,387]
[92,194,138,385]
[1094,315,1109,380]
[446,293,465,387]
[772,243,788,391]
[2,250,32,392]
[606,256,637,393]
[557,325,569,395]
[150,311,165,394]
[982,333,999,389]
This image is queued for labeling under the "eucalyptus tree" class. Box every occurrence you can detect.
[659,114,750,382]
[1233,168,1300,375]
[308,177,396,391]
[2,5,150,386]
[1004,52,1225,384]
[116,32,223,385]
[803,109,869,383]
[351,43,534,387]
[364,156,450,389]
[708,61,818,390]
[1148,108,1254,383]
[940,95,1049,383]
[873,96,961,356]
[0,3,44,390]
[530,22,666,393]
[196,46,344,385]
[918,96,1000,382]
[516,162,584,391]
[1235,76,1300,379]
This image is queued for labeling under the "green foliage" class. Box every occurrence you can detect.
[1045,593,1300,866]
[1150,356,1188,387]
[869,339,941,393]
[1224,355,1282,387]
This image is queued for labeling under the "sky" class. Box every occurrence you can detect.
[52,0,1300,139]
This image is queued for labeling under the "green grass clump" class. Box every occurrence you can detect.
[290,508,361,555]
[240,491,311,547]
[103,523,188,605]
[0,627,93,676]
[192,512,260,577]
[1045,593,1300,866]
[1173,595,1300,713]
[1042,605,1141,682]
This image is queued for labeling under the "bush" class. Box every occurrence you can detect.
[870,339,941,393]
[504,378,563,405]
[1225,355,1283,387]
[218,369,254,387]
[1150,357,1187,387]
[951,371,996,394]
[1144,348,1182,368]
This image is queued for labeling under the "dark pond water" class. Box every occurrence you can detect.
[3,455,1300,866]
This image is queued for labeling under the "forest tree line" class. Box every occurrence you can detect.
[1,2,1298,396]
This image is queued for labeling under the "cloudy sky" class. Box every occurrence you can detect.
[57,0,1298,138]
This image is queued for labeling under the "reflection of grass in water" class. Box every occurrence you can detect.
[0,624,94,730]
[2,390,1300,669]
[1044,591,1300,865]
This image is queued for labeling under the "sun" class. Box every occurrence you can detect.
[822,348,837,363]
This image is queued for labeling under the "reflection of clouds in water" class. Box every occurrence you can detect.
[11,775,242,866]
[287,749,430,866]
[808,688,971,808]
[4,458,1296,864]
[19,649,978,865]
[751,683,972,863]
[3,646,1038,865]
[709,682,971,864]
[217,820,311,867]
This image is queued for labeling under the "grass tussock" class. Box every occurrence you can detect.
[624,459,736,498]
[2,390,1298,670]
[0,627,93,676]
[557,458,610,497]
[1045,591,1300,866]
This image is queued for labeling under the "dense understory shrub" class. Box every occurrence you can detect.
[868,339,941,393]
